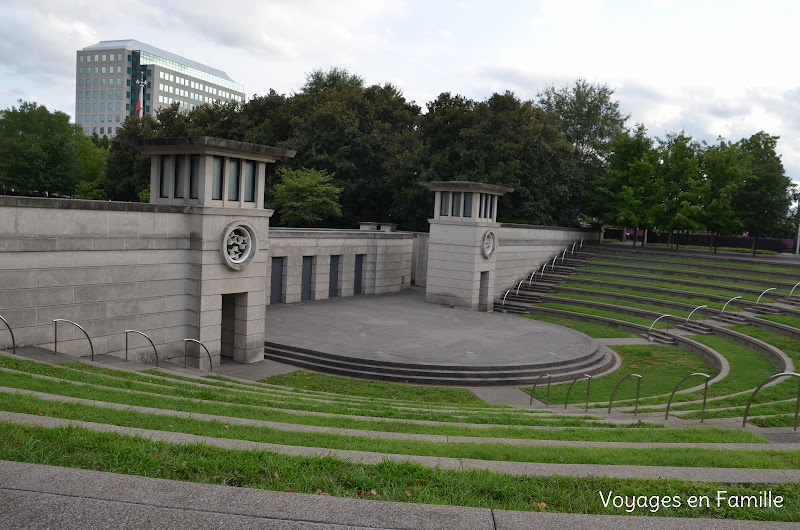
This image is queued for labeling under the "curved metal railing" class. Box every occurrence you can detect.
[648,314,672,334]
[686,305,707,323]
[124,330,159,367]
[607,374,642,416]
[742,372,800,432]
[183,339,213,371]
[529,374,551,406]
[756,288,776,306]
[664,373,711,422]
[721,296,741,314]
[53,319,94,361]
[565,374,592,411]
[0,314,16,355]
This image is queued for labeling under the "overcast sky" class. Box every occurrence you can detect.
[2,0,799,181]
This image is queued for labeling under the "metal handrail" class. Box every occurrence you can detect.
[564,374,592,411]
[686,305,707,324]
[791,282,800,298]
[648,314,672,333]
[742,372,800,431]
[530,374,551,406]
[0,314,16,355]
[183,339,213,371]
[608,374,642,416]
[664,373,711,422]
[124,330,159,367]
[721,296,741,314]
[756,288,776,305]
[53,319,94,361]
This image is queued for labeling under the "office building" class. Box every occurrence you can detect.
[75,39,245,137]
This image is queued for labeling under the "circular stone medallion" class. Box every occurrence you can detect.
[220,221,258,270]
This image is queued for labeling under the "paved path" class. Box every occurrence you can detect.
[0,461,796,529]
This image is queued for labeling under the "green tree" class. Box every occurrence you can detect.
[734,132,793,254]
[599,125,656,246]
[537,79,629,218]
[73,133,108,199]
[698,139,748,251]
[0,101,82,196]
[103,114,160,201]
[271,167,342,227]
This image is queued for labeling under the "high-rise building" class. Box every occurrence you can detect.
[75,39,245,138]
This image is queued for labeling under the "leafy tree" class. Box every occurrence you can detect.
[0,101,82,196]
[734,132,793,254]
[271,167,342,227]
[74,132,108,199]
[301,67,365,94]
[650,132,704,248]
[537,79,629,218]
[599,125,655,246]
[103,114,160,201]
[698,138,748,251]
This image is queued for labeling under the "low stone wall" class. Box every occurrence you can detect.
[0,196,195,361]
[266,228,413,304]
[495,224,599,292]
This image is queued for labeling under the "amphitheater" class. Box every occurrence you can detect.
[1,138,799,527]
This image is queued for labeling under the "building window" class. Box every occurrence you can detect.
[227,159,240,201]
[189,155,200,199]
[439,192,450,217]
[463,192,473,217]
[243,160,256,202]
[212,156,223,200]
[174,155,185,199]
[159,156,171,198]
[452,191,462,217]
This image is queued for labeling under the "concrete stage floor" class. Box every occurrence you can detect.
[263,287,597,368]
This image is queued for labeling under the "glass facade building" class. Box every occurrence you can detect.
[76,40,245,138]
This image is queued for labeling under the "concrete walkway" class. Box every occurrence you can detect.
[1,461,796,529]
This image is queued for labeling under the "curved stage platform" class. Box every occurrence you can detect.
[263,288,614,386]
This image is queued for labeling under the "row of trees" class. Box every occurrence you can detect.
[0,101,108,200]
[1,70,795,246]
[599,127,794,252]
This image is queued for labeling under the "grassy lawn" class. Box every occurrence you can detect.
[620,335,778,410]
[757,315,800,330]
[537,302,669,328]
[526,345,715,406]
[263,370,482,404]
[572,275,769,303]
[2,423,798,519]
[522,315,636,338]
[560,282,727,311]
[580,265,783,295]
[548,293,695,319]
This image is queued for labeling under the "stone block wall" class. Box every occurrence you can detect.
[495,224,600,291]
[266,228,413,304]
[0,197,195,362]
